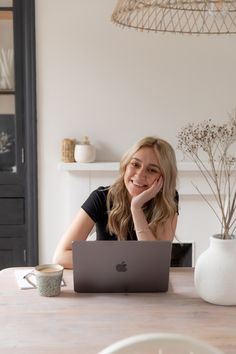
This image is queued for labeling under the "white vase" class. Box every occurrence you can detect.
[74,144,96,163]
[194,235,236,305]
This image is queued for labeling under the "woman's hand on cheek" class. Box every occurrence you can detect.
[131,176,163,209]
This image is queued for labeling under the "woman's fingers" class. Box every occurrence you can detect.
[131,176,163,208]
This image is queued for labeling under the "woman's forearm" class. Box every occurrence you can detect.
[53,249,73,269]
[52,209,95,269]
[131,205,156,240]
[131,205,178,241]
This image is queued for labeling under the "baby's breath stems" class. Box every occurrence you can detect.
[177,109,236,239]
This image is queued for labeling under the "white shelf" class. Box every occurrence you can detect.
[58,162,120,171]
[58,161,201,172]
[58,161,236,173]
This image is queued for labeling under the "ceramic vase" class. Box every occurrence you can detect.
[74,143,96,163]
[194,235,236,305]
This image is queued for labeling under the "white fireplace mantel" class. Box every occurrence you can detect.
[58,161,227,263]
[58,161,202,172]
[58,161,217,198]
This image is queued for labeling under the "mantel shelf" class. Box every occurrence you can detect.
[58,162,119,171]
[58,161,205,172]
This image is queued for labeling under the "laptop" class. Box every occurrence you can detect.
[72,240,172,293]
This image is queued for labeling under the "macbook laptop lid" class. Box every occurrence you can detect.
[72,240,172,293]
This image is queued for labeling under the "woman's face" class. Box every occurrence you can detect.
[124,146,162,198]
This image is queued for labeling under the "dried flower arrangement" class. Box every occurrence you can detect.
[177,110,236,239]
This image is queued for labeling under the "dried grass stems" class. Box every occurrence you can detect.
[177,110,236,239]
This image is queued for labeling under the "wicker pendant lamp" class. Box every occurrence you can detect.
[111,0,236,34]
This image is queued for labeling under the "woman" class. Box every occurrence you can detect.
[53,136,179,268]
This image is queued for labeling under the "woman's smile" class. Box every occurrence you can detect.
[131,179,148,189]
[132,179,147,186]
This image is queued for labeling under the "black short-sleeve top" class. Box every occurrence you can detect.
[81,186,179,241]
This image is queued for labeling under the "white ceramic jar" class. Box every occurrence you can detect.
[74,137,96,163]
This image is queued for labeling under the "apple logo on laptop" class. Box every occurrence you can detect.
[116,261,127,272]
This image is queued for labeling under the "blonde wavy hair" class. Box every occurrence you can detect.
[107,136,178,240]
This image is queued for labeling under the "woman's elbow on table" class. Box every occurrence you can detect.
[53,247,73,269]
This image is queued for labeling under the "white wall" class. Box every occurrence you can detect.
[35,0,236,263]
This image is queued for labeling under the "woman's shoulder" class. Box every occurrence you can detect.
[94,186,110,195]
[82,186,109,212]
[97,186,110,192]
[89,186,110,201]
[82,186,110,221]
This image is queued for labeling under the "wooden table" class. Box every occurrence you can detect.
[0,267,235,354]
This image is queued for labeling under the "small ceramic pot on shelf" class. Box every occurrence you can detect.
[74,136,96,163]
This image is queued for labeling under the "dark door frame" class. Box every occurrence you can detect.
[14,0,38,265]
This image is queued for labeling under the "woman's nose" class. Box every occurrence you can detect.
[136,167,146,178]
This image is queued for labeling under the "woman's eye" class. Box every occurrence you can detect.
[148,168,160,174]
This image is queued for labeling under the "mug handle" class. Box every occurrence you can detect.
[23,272,37,288]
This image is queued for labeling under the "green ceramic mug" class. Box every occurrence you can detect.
[24,264,64,297]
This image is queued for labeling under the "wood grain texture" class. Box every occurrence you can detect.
[0,267,235,354]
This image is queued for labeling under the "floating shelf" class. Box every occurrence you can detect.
[0,90,15,95]
[58,161,203,172]
[58,162,119,171]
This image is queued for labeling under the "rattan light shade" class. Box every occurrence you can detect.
[111,0,236,34]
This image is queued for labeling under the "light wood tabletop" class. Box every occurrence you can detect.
[0,267,235,354]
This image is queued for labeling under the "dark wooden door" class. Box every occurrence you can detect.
[0,0,37,269]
